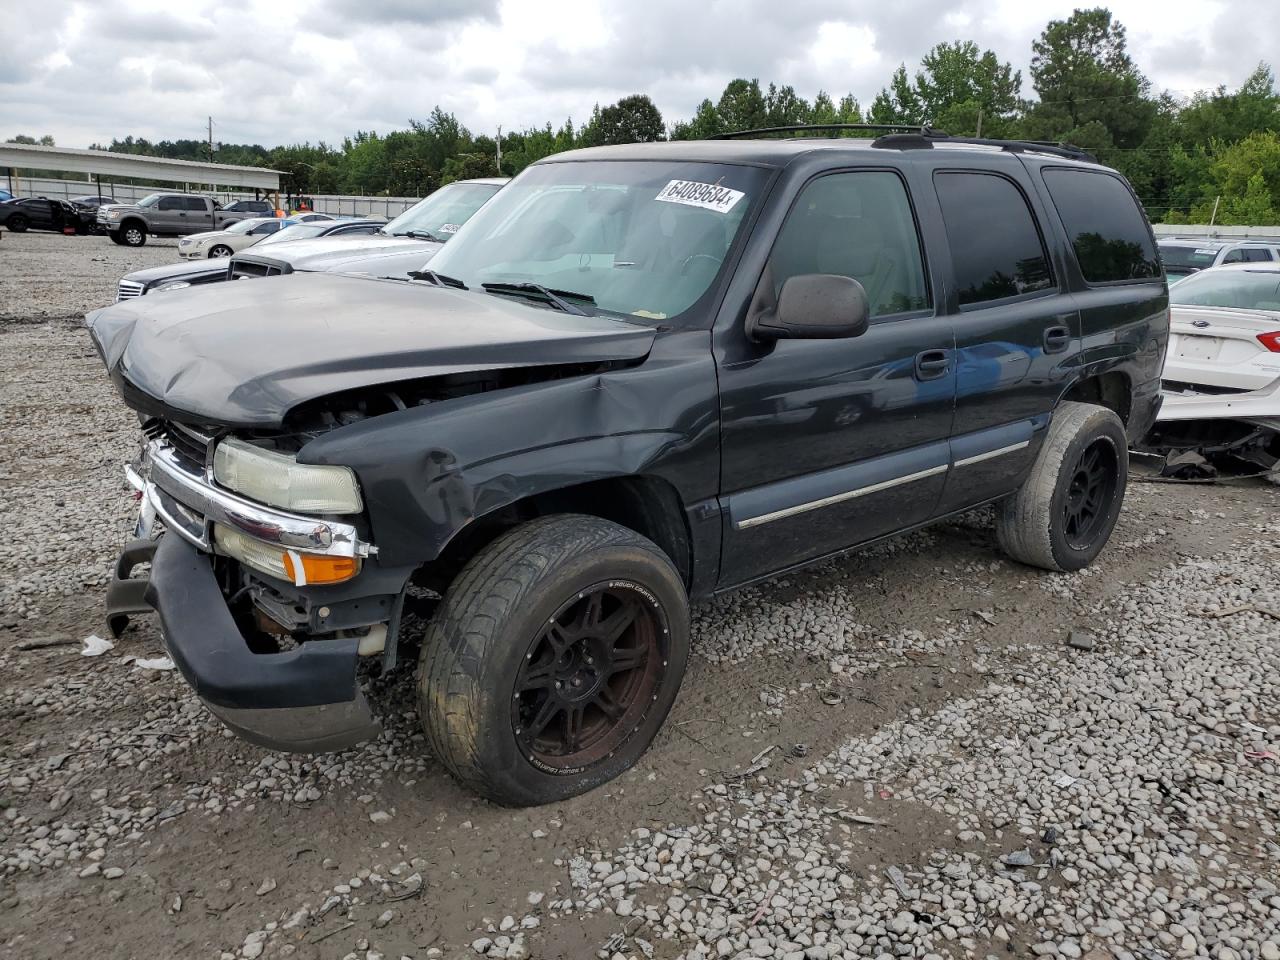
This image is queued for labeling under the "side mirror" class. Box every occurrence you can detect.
[748,273,870,341]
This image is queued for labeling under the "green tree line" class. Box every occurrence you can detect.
[8,8,1280,224]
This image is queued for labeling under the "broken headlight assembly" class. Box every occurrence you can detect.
[212,437,363,515]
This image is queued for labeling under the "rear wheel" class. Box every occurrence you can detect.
[419,515,689,806]
[996,401,1128,572]
[6,214,28,232]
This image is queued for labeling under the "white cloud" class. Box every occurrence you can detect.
[0,0,1268,149]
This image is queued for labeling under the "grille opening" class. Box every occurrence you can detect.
[143,418,213,472]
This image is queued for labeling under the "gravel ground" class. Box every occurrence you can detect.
[1,230,1279,960]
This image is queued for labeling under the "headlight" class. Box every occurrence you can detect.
[213,438,363,514]
[152,281,191,294]
[213,523,359,585]
[107,210,121,219]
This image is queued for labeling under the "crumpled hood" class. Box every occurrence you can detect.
[87,272,655,428]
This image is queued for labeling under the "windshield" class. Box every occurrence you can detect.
[383,181,503,239]
[137,194,162,208]
[425,161,766,322]
[1170,269,1280,311]
[223,219,261,235]
[1159,244,1218,273]
[258,223,328,245]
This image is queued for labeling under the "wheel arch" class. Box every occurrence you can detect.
[1061,370,1133,425]
[421,473,694,595]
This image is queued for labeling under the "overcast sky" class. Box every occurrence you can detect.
[0,0,1274,151]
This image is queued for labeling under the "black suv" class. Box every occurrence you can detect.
[92,128,1168,806]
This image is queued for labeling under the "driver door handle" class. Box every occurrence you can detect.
[914,349,951,381]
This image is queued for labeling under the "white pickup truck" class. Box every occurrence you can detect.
[97,193,259,247]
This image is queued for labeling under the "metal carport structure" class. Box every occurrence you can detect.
[0,142,281,205]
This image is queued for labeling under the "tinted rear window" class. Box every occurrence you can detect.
[1043,169,1160,283]
[935,172,1053,306]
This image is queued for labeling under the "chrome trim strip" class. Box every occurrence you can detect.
[736,463,949,530]
[138,440,375,558]
[953,439,1030,469]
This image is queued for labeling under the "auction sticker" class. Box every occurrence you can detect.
[655,179,745,214]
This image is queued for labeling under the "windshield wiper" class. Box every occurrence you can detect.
[400,229,444,242]
[481,282,595,316]
[408,269,468,289]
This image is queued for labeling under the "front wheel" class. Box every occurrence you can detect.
[996,401,1128,572]
[419,515,690,806]
[119,223,146,247]
[208,244,233,258]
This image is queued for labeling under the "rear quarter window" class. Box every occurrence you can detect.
[1043,169,1160,284]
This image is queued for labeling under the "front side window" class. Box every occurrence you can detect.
[250,221,282,235]
[769,171,929,318]
[935,172,1053,306]
[1043,169,1160,283]
[426,161,768,323]
[158,196,184,211]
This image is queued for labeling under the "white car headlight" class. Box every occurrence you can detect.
[153,281,191,294]
[107,210,121,219]
[213,438,363,514]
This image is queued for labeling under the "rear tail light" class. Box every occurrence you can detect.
[1257,331,1280,353]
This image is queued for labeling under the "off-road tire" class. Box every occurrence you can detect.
[996,401,1128,572]
[419,515,690,806]
[119,222,146,247]
[209,244,233,258]
[6,214,28,232]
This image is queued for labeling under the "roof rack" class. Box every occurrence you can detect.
[871,131,1096,163]
[710,123,949,140]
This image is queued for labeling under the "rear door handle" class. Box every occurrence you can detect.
[1043,325,1072,353]
[914,349,951,380]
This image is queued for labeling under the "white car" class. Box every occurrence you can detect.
[177,217,288,259]
[1150,262,1280,478]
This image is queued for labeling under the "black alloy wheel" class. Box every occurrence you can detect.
[1062,437,1119,551]
[512,582,666,773]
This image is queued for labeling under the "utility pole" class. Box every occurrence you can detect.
[1209,195,1220,228]
[207,116,214,162]
[495,125,502,174]
[975,106,983,139]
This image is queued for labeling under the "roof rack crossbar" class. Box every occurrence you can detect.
[710,123,948,140]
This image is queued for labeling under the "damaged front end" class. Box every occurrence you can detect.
[108,418,416,752]
[1139,378,1280,480]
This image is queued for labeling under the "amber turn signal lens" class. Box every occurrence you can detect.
[282,551,360,586]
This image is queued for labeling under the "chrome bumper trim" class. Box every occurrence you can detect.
[127,440,375,559]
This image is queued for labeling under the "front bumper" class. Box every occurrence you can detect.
[108,435,393,753]
[145,534,379,752]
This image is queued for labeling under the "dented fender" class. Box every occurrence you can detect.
[298,331,722,567]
